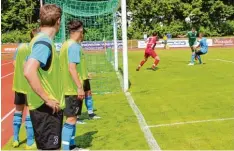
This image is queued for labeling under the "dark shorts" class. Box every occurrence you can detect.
[196,50,206,55]
[14,92,28,106]
[83,79,91,92]
[189,42,197,52]
[64,95,82,117]
[189,41,196,47]
[29,104,63,150]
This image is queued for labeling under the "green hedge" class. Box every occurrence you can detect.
[2,30,31,43]
[2,22,234,43]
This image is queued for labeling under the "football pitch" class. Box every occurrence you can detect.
[2,47,234,150]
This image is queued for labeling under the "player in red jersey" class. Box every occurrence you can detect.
[136,32,160,71]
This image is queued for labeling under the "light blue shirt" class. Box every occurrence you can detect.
[28,33,52,67]
[68,43,81,64]
[200,37,208,53]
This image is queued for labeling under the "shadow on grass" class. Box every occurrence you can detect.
[19,139,26,146]
[118,67,131,89]
[78,111,89,120]
[146,67,160,71]
[75,131,98,148]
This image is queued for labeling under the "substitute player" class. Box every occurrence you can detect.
[195,32,208,64]
[136,32,160,71]
[12,29,38,149]
[178,27,198,65]
[60,20,85,150]
[77,79,101,121]
[24,4,63,150]
[76,29,101,122]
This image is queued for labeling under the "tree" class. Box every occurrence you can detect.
[1,0,38,32]
[127,0,234,38]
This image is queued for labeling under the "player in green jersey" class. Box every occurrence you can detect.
[178,27,198,65]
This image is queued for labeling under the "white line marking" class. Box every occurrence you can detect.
[1,61,13,66]
[148,117,234,128]
[116,71,161,150]
[92,92,116,95]
[210,59,234,64]
[1,72,14,79]
[1,108,15,122]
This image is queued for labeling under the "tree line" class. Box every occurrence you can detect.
[1,0,234,43]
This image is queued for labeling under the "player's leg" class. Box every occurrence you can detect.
[24,97,36,149]
[12,92,25,147]
[76,101,87,124]
[83,79,101,120]
[194,47,198,61]
[164,40,167,49]
[151,51,160,70]
[196,50,207,64]
[62,95,82,150]
[188,45,196,65]
[30,104,63,150]
[136,54,149,71]
[71,98,82,150]
[76,100,86,124]
[195,50,203,64]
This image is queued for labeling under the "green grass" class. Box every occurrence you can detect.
[2,93,149,150]
[151,120,234,149]
[127,47,234,149]
[3,47,234,150]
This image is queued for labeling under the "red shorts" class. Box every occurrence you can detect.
[144,49,157,58]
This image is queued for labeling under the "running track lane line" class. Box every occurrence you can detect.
[1,72,14,79]
[1,71,14,121]
[1,108,15,122]
[148,117,234,128]
[116,71,161,150]
[1,61,13,66]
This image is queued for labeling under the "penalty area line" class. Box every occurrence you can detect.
[148,117,234,128]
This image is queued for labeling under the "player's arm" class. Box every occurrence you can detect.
[152,38,156,49]
[24,58,51,101]
[145,37,149,43]
[196,43,201,49]
[177,34,187,38]
[153,36,161,48]
[69,63,84,98]
[178,32,188,38]
[68,45,84,100]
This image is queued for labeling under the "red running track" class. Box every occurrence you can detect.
[1,62,15,147]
